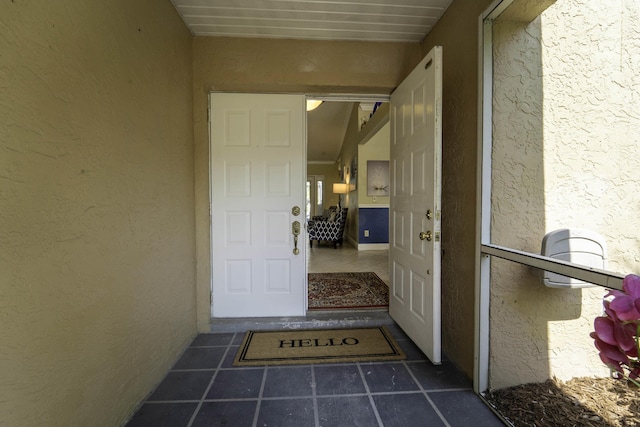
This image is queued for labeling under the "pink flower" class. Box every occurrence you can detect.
[607,274,640,321]
[593,316,616,346]
[617,323,639,357]
[594,305,638,357]
[592,274,640,383]
[591,332,628,374]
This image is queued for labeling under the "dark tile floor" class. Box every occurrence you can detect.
[126,324,504,427]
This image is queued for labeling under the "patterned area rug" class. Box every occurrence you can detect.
[308,272,389,311]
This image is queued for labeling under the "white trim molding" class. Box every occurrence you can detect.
[357,243,389,251]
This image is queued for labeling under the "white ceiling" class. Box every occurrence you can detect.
[171,0,452,162]
[170,0,452,43]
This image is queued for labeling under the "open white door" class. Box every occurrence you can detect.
[210,93,307,317]
[389,47,443,364]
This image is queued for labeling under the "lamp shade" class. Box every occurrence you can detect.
[333,183,350,194]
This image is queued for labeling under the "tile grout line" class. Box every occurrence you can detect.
[356,363,385,427]
[401,359,452,427]
[173,366,262,373]
[252,366,268,427]
[142,388,461,405]
[185,333,237,427]
[423,393,453,427]
[311,365,320,427]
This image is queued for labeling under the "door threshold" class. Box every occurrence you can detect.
[209,310,393,333]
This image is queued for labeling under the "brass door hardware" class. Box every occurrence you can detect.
[292,221,301,255]
[419,231,432,241]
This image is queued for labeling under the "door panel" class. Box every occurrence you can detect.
[210,93,306,318]
[389,46,443,364]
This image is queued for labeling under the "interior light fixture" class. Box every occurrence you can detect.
[332,183,350,194]
[333,182,350,209]
[306,100,323,111]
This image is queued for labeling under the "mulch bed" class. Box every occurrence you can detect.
[484,377,640,426]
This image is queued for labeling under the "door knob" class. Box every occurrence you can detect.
[419,231,432,241]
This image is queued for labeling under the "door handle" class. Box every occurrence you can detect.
[292,221,301,255]
[419,231,432,241]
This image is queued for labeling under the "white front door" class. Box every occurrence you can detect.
[210,93,307,317]
[389,47,443,364]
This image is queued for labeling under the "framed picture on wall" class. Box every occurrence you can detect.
[367,160,389,196]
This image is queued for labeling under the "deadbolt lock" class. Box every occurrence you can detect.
[426,209,433,220]
[292,206,301,216]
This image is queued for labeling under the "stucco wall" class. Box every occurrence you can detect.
[541,0,640,273]
[193,37,422,331]
[420,0,496,378]
[0,2,195,426]
[489,0,639,389]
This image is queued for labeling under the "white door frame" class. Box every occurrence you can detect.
[476,0,522,396]
[475,1,500,395]
[207,93,390,320]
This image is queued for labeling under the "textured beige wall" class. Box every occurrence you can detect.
[193,38,421,330]
[541,0,640,274]
[337,104,362,242]
[420,0,496,378]
[490,0,638,389]
[0,2,195,426]
[491,15,551,388]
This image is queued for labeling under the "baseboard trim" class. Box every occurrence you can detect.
[357,243,389,251]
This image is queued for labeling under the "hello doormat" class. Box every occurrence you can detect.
[233,326,405,366]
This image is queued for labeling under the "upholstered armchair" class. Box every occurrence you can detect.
[312,206,337,222]
[308,208,348,249]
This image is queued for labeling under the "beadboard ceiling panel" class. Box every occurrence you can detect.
[171,0,453,42]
